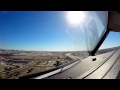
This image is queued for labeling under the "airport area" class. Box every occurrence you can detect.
[0,49,87,79]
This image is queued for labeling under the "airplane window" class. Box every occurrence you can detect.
[0,11,108,79]
[96,31,120,55]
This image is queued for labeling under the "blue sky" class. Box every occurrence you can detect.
[100,31,120,49]
[0,11,119,51]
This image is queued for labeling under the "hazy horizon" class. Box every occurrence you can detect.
[0,45,120,52]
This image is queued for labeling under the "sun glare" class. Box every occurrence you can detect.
[67,11,85,26]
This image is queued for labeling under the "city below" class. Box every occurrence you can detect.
[0,46,120,79]
[0,49,88,79]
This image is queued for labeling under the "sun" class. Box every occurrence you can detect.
[67,11,85,26]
